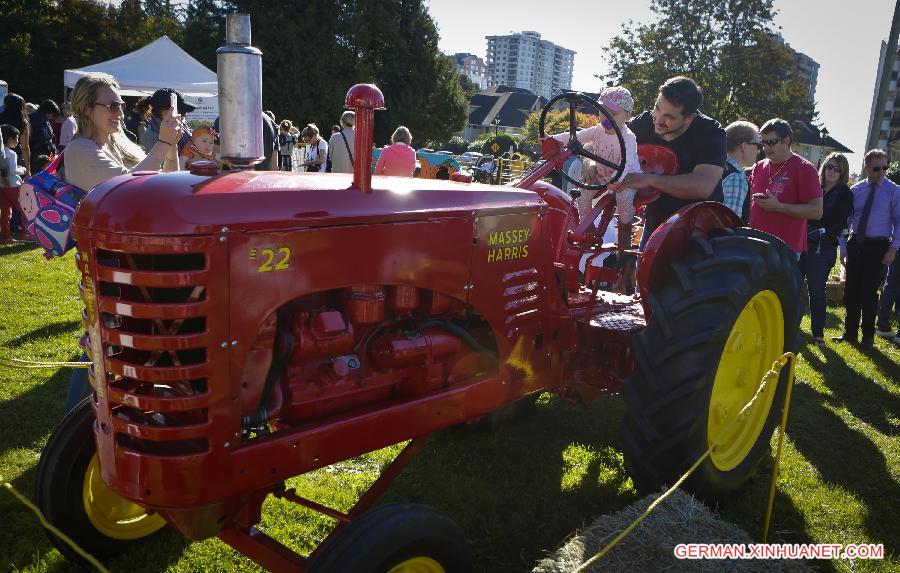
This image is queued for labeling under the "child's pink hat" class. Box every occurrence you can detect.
[600,86,634,113]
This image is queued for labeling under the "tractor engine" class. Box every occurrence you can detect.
[243,284,489,427]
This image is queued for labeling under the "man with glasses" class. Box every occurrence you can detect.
[834,149,900,348]
[748,118,822,256]
[608,76,726,245]
[723,120,761,222]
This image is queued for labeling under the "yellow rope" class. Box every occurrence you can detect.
[0,475,110,573]
[0,356,91,369]
[574,352,796,573]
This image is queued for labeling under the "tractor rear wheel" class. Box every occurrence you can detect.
[34,398,167,563]
[620,227,801,502]
[307,503,472,573]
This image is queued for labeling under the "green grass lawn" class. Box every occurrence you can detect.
[1,243,898,572]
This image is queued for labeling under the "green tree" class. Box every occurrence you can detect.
[458,74,480,99]
[351,0,467,144]
[520,108,600,151]
[0,0,124,103]
[182,0,229,71]
[604,0,815,126]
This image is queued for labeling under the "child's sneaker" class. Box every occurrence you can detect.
[876,329,897,339]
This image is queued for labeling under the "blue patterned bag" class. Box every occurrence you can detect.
[18,153,86,257]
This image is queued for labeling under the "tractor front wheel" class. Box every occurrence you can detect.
[620,227,801,502]
[307,503,472,573]
[34,398,167,563]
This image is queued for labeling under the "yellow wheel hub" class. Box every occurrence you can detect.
[387,557,446,573]
[708,290,783,471]
[83,454,166,539]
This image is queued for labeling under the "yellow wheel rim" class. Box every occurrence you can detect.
[387,557,446,573]
[82,454,166,540]
[708,290,783,471]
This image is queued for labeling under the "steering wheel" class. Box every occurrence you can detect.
[539,92,627,191]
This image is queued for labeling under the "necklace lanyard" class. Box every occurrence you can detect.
[767,156,792,188]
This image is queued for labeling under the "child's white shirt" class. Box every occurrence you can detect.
[2,145,22,187]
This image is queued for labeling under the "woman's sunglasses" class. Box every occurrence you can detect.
[824,164,841,172]
[93,101,126,113]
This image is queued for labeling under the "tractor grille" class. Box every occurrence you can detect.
[77,235,227,460]
[501,267,544,339]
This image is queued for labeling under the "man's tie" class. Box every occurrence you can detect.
[856,181,878,240]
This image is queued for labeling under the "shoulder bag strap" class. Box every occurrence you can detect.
[340,130,354,167]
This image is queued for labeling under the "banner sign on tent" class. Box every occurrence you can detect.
[184,95,218,122]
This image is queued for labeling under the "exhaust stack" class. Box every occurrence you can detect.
[217,13,263,169]
[345,84,385,194]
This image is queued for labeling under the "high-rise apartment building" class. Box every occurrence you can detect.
[773,35,819,102]
[792,50,820,102]
[450,53,487,89]
[485,31,574,99]
[867,40,900,158]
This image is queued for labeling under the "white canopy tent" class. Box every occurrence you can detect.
[64,36,218,120]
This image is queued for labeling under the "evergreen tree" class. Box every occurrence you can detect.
[182,0,229,71]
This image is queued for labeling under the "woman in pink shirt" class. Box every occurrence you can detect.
[375,126,416,177]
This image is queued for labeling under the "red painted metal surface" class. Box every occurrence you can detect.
[637,201,741,315]
[68,83,741,571]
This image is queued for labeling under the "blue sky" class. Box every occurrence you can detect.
[426,0,893,173]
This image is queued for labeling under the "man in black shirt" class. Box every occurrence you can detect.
[608,76,726,244]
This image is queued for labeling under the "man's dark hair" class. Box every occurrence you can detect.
[38,99,60,116]
[659,76,703,117]
[759,118,793,143]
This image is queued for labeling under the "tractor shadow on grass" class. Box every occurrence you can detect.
[380,393,816,573]
[787,381,900,557]
[2,319,82,349]
[0,361,73,455]
[0,241,41,257]
[382,394,637,572]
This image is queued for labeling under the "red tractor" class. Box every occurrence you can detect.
[34,19,801,573]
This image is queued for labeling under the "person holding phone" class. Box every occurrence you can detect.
[141,88,194,153]
[747,118,822,257]
[61,75,184,412]
[62,77,183,192]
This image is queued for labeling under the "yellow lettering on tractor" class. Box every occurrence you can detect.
[486,226,532,264]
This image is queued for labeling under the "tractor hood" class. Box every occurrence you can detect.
[73,170,546,236]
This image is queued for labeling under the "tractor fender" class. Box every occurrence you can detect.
[637,201,741,315]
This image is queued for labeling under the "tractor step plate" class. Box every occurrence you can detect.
[570,289,646,335]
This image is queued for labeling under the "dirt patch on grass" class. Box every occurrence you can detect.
[533,489,810,572]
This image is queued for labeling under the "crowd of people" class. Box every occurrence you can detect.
[557,76,900,350]
[2,74,899,354]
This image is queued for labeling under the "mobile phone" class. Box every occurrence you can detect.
[170,93,179,118]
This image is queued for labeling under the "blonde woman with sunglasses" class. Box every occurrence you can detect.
[62,75,183,192]
[800,152,852,348]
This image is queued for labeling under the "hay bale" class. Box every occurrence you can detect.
[826,281,844,304]
[533,489,810,573]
